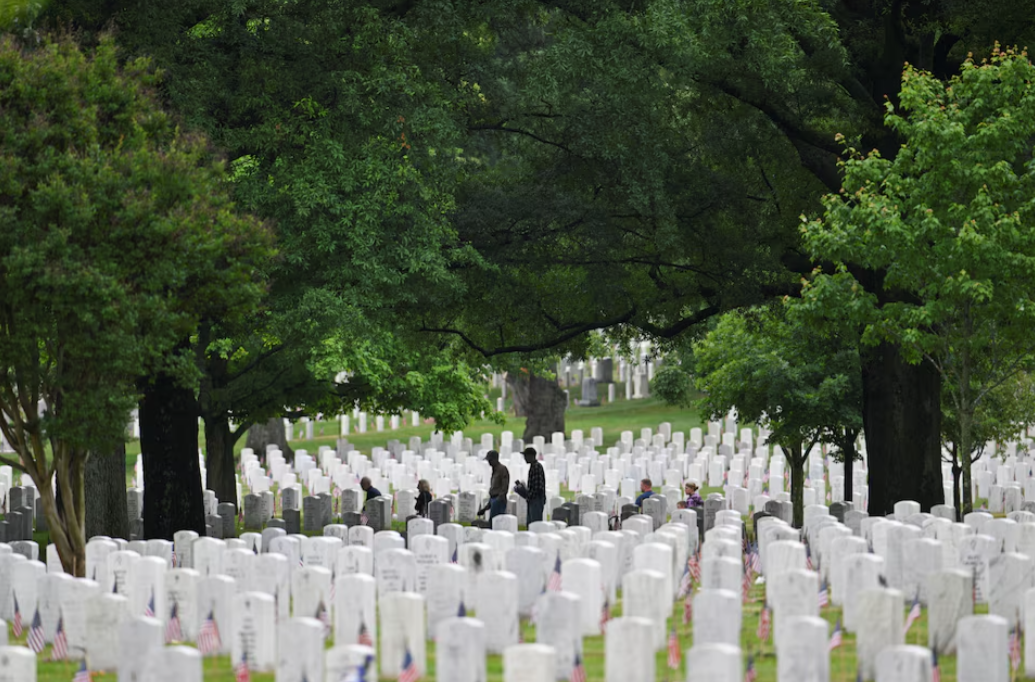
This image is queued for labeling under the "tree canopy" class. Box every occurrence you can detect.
[0,34,271,572]
[679,303,861,526]
[803,48,1035,515]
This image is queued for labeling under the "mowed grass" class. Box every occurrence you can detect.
[121,392,711,479]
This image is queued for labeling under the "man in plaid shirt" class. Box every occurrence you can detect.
[521,447,547,524]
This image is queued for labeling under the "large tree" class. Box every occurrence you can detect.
[804,49,1035,516]
[40,0,494,511]
[0,35,269,570]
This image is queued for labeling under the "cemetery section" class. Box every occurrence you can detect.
[0,406,1029,681]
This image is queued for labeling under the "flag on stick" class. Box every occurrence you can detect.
[756,606,771,642]
[51,613,68,661]
[399,646,419,682]
[667,627,681,669]
[571,652,587,682]
[166,601,183,643]
[12,593,22,638]
[236,650,251,682]
[27,608,45,654]
[828,618,842,651]
[547,555,563,591]
[903,593,922,637]
[198,609,222,655]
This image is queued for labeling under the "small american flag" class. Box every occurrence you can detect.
[51,613,68,661]
[688,554,701,583]
[547,556,563,591]
[198,609,222,655]
[600,597,611,632]
[399,646,419,682]
[457,601,467,618]
[682,593,693,625]
[12,593,22,638]
[358,619,373,647]
[667,627,681,669]
[757,606,771,642]
[27,607,45,653]
[171,548,177,568]
[571,652,587,682]
[1009,624,1022,672]
[931,646,940,682]
[828,618,842,651]
[818,580,829,609]
[451,546,458,564]
[316,599,330,635]
[166,601,183,643]
[742,571,752,604]
[677,563,692,598]
[145,589,156,618]
[903,593,921,636]
[73,660,91,682]
[235,649,251,682]
[805,544,814,571]
[745,654,757,682]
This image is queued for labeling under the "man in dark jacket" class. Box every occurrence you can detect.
[360,477,382,503]
[485,450,510,519]
[521,447,547,525]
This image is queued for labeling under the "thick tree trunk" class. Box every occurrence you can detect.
[204,413,239,509]
[139,370,206,540]
[789,444,805,528]
[507,372,529,417]
[519,372,567,441]
[245,417,294,464]
[85,441,129,540]
[951,447,962,522]
[861,343,943,515]
[842,439,855,503]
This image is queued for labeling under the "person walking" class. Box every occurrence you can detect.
[485,450,510,520]
[414,479,433,517]
[519,447,546,526]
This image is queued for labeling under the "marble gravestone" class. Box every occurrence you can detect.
[535,591,583,679]
[231,592,276,673]
[436,617,487,682]
[856,588,904,680]
[604,617,655,682]
[927,569,972,655]
[276,617,326,682]
[957,615,1008,682]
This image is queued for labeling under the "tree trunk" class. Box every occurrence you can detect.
[789,444,805,528]
[520,372,567,441]
[245,417,294,464]
[861,342,943,515]
[962,449,975,514]
[507,372,529,417]
[85,440,129,540]
[139,369,206,540]
[204,412,239,509]
[951,445,962,522]
[842,438,855,503]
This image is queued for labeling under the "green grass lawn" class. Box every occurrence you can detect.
[121,394,711,481]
